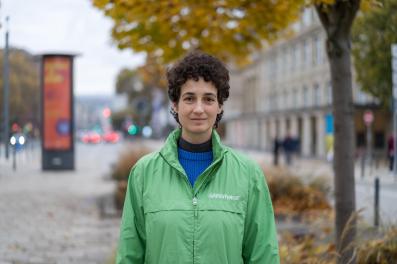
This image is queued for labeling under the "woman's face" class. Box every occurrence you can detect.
[173,77,222,144]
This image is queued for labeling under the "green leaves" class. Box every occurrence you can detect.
[352,0,397,108]
[0,49,40,125]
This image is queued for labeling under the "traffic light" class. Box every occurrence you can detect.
[128,124,138,135]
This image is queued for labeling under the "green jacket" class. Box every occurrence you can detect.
[117,129,280,264]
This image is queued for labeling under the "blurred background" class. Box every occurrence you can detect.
[1,0,397,263]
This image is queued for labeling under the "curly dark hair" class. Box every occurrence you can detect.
[167,51,230,128]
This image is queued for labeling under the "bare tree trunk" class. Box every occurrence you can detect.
[315,1,360,263]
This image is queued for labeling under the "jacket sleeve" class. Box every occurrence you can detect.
[242,164,280,264]
[116,164,146,264]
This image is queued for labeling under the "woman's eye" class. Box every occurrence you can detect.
[184,97,193,102]
[205,97,215,102]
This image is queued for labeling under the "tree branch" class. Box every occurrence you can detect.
[315,3,330,30]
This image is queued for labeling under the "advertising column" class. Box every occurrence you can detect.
[41,54,75,170]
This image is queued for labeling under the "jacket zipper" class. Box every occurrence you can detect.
[177,171,198,263]
[192,196,198,264]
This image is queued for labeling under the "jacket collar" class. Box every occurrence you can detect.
[160,129,227,173]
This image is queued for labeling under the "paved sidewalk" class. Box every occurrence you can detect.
[0,143,122,264]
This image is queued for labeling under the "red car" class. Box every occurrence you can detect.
[81,131,101,144]
[102,131,120,143]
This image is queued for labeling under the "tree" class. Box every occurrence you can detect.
[93,0,375,262]
[115,68,140,98]
[115,58,167,127]
[352,0,396,108]
[0,48,40,128]
[92,0,304,64]
[136,55,167,91]
[315,2,362,263]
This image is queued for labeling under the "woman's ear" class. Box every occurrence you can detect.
[218,104,223,114]
[172,102,178,112]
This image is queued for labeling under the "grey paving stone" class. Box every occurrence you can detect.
[0,143,123,264]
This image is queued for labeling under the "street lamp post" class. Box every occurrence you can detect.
[2,16,10,160]
[10,134,16,170]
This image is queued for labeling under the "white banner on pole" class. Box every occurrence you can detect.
[394,85,397,99]
[393,44,397,58]
[393,72,397,85]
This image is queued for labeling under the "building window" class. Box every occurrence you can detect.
[316,36,323,65]
[291,89,295,108]
[270,93,277,111]
[270,55,278,79]
[290,45,295,72]
[267,59,273,80]
[267,95,272,111]
[282,48,287,75]
[327,81,332,105]
[313,83,320,106]
[306,40,311,67]
[313,35,320,66]
[295,43,301,70]
[302,8,312,27]
[244,76,257,112]
[302,40,307,67]
[303,86,309,107]
[293,89,298,108]
[356,90,369,104]
[283,90,288,109]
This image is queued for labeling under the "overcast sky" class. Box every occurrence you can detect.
[0,0,145,96]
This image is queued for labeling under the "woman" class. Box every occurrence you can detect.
[117,51,279,263]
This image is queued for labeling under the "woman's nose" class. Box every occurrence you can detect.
[193,101,204,113]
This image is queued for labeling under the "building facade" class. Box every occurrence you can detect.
[223,8,387,159]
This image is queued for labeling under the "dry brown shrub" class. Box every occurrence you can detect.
[111,145,151,209]
[262,165,331,216]
[111,145,151,181]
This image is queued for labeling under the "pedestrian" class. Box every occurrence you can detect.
[283,133,294,166]
[116,51,279,263]
[273,136,281,166]
[387,134,394,171]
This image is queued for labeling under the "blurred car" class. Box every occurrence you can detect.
[102,131,120,143]
[81,131,101,144]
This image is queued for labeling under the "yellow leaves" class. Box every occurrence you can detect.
[310,0,336,5]
[91,0,379,64]
[91,0,306,64]
[137,55,167,90]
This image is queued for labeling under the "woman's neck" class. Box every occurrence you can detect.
[178,136,212,153]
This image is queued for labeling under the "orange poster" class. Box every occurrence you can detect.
[43,56,72,150]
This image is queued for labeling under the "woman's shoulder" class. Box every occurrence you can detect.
[134,151,161,168]
[223,146,262,170]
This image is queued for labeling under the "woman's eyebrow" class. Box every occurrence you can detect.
[181,92,195,97]
[181,92,217,97]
